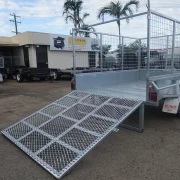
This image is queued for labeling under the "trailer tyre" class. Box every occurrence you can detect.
[16,73,24,82]
[52,71,59,80]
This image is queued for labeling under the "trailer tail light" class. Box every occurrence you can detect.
[149,85,157,102]
[71,77,76,90]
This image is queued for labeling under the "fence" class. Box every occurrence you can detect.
[72,9,180,76]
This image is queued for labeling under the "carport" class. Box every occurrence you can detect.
[0,39,23,67]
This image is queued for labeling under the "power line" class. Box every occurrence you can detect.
[10,13,21,35]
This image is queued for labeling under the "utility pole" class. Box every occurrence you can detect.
[10,13,21,35]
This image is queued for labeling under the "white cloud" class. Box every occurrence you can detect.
[0,0,19,10]
[0,0,180,37]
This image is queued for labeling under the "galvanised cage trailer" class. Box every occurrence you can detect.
[2,8,180,179]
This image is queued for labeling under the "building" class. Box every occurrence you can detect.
[0,31,100,69]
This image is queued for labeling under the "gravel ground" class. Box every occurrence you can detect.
[0,80,180,180]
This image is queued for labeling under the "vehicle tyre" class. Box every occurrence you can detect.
[52,71,59,80]
[16,73,24,82]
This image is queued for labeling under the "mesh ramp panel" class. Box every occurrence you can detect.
[1,91,143,179]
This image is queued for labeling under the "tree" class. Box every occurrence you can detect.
[97,1,139,39]
[80,24,96,37]
[128,40,147,52]
[63,0,90,34]
[117,40,147,53]
[102,45,111,55]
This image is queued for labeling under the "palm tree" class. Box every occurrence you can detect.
[97,0,139,38]
[80,24,96,37]
[63,0,90,33]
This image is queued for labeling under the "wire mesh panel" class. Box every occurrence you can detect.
[149,13,174,73]
[100,34,122,69]
[73,29,141,74]
[122,37,139,70]
[73,30,101,73]
[2,90,143,179]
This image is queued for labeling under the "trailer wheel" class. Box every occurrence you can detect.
[16,73,24,82]
[52,71,59,80]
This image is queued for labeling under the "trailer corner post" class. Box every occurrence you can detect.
[171,21,176,73]
[138,39,141,70]
[146,9,151,102]
[72,29,76,76]
[147,9,151,76]
[100,34,103,72]
[122,37,124,70]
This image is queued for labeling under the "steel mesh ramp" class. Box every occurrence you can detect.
[1,91,143,179]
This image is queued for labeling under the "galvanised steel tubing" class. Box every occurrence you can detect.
[138,39,141,70]
[149,72,180,81]
[83,12,148,28]
[152,81,179,91]
[140,34,180,40]
[72,29,76,76]
[147,10,151,77]
[100,34,103,72]
[146,9,151,102]
[171,21,176,73]
[75,29,138,39]
[121,37,124,70]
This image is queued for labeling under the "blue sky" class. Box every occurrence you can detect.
[0,0,180,37]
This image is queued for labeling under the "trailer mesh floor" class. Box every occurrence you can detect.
[2,91,143,179]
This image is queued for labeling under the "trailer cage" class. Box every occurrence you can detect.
[72,8,180,106]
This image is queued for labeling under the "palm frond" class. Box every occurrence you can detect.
[122,0,139,14]
[62,0,90,31]
[65,15,74,24]
[97,5,111,19]
[97,1,123,19]
[75,0,83,11]
[124,7,133,17]
[82,13,89,20]
[122,11,130,23]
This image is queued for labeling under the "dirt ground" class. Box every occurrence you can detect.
[0,80,180,180]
